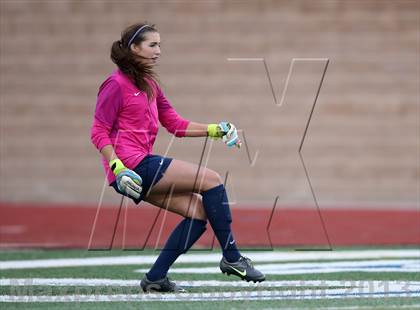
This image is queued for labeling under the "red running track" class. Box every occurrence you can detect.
[0,202,419,249]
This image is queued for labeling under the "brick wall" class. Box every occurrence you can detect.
[0,0,418,206]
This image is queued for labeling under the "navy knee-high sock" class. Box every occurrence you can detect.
[146,218,207,281]
[202,184,241,263]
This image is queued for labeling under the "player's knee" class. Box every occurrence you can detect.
[194,204,208,222]
[193,208,207,221]
[203,169,223,190]
[187,194,208,221]
[189,210,207,222]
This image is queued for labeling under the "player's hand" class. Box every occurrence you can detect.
[207,122,241,148]
[109,158,142,199]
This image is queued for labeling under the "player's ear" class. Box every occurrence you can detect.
[130,43,142,56]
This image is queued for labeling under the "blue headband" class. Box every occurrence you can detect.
[127,24,150,48]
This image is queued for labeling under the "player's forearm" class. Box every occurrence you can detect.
[184,122,209,137]
[100,144,118,162]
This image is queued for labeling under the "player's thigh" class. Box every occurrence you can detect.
[150,159,222,195]
[144,191,207,221]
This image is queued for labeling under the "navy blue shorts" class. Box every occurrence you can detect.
[111,154,173,204]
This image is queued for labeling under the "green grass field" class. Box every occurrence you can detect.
[1,247,419,309]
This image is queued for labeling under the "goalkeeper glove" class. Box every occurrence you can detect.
[109,158,142,199]
[207,122,241,148]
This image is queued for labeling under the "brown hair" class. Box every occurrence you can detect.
[110,23,158,100]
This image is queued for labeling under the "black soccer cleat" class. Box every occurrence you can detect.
[220,256,265,282]
[140,275,186,293]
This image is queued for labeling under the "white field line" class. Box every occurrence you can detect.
[135,259,420,275]
[1,249,419,270]
[1,288,420,302]
[2,280,419,302]
[4,279,420,288]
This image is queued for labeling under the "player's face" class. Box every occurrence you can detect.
[132,32,161,66]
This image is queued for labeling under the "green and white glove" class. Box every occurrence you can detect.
[207,122,241,148]
[109,159,143,199]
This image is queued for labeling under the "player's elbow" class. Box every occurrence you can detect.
[90,126,108,151]
[167,119,190,137]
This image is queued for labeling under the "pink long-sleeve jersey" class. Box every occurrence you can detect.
[91,69,190,184]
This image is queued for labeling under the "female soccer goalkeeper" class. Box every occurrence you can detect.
[91,22,265,293]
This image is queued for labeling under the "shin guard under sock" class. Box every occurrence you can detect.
[146,218,207,281]
[202,184,241,262]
